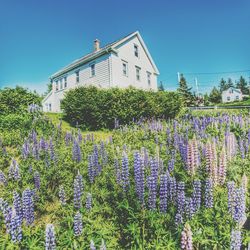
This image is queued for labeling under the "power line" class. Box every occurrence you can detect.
[181,69,250,75]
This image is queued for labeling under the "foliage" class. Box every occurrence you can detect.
[208,87,221,103]
[177,74,194,106]
[0,110,249,249]
[61,86,183,130]
[158,81,165,91]
[236,76,249,95]
[0,86,41,115]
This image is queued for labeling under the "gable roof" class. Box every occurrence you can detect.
[50,31,159,79]
[222,87,242,94]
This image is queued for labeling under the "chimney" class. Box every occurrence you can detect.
[94,39,100,52]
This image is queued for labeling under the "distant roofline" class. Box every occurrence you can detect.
[50,31,159,79]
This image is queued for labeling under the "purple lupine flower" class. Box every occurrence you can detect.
[204,179,213,208]
[175,212,183,226]
[230,229,241,250]
[150,157,159,183]
[29,165,33,174]
[121,151,129,192]
[22,140,30,159]
[90,240,96,250]
[0,199,12,233]
[227,181,235,216]
[147,175,157,210]
[86,193,92,211]
[159,174,168,213]
[169,176,177,203]
[10,208,22,243]
[72,139,82,163]
[59,186,66,206]
[34,171,41,190]
[192,180,201,212]
[100,239,107,250]
[9,159,20,181]
[49,139,55,162]
[114,158,121,185]
[40,137,47,151]
[168,152,175,172]
[88,155,95,183]
[185,197,195,220]
[177,182,185,215]
[77,129,83,143]
[22,188,34,226]
[0,170,7,186]
[233,187,246,225]
[74,179,82,209]
[13,191,22,222]
[73,211,83,236]
[32,143,40,160]
[181,223,193,250]
[45,224,56,250]
[65,131,73,146]
[133,151,144,204]
[93,144,101,175]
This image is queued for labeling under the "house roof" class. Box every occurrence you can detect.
[50,31,159,79]
[222,87,242,94]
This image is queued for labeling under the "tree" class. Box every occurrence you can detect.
[44,82,52,96]
[177,74,194,106]
[208,87,221,103]
[219,78,227,93]
[236,76,249,94]
[158,81,165,91]
[227,78,234,88]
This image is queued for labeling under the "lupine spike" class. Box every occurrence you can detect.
[181,223,193,250]
[22,188,34,225]
[121,151,129,192]
[73,211,83,236]
[45,224,56,250]
[86,193,92,211]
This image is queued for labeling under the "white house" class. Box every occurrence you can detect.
[222,87,243,103]
[42,31,160,112]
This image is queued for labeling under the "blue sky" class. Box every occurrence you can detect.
[0,0,250,94]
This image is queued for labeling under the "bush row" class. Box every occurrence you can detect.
[61,86,183,130]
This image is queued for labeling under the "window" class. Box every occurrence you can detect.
[60,79,63,89]
[236,96,239,100]
[134,44,139,57]
[55,81,59,91]
[76,71,79,83]
[64,77,67,88]
[91,64,95,77]
[147,72,151,86]
[135,66,141,81]
[122,61,128,76]
[227,96,230,101]
[49,103,52,111]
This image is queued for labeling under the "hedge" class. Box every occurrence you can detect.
[61,86,183,130]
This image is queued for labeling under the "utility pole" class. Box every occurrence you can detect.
[195,77,199,96]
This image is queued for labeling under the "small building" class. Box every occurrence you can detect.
[222,87,243,103]
[42,31,160,112]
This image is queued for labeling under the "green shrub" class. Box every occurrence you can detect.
[61,86,183,130]
[0,86,41,115]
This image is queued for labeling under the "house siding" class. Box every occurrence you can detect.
[42,54,111,112]
[111,35,158,90]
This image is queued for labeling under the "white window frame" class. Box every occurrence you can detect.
[122,60,128,76]
[134,44,139,58]
[147,71,151,86]
[60,79,63,90]
[55,81,59,91]
[90,64,95,77]
[64,77,67,88]
[76,71,80,83]
[135,66,141,81]
[227,96,230,101]
[236,95,239,100]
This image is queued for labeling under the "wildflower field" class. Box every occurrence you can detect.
[0,110,249,249]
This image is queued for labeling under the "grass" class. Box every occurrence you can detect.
[44,112,111,141]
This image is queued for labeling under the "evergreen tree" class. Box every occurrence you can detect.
[209,87,221,103]
[177,74,194,106]
[219,78,227,93]
[158,81,165,91]
[227,78,234,88]
[236,76,249,94]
